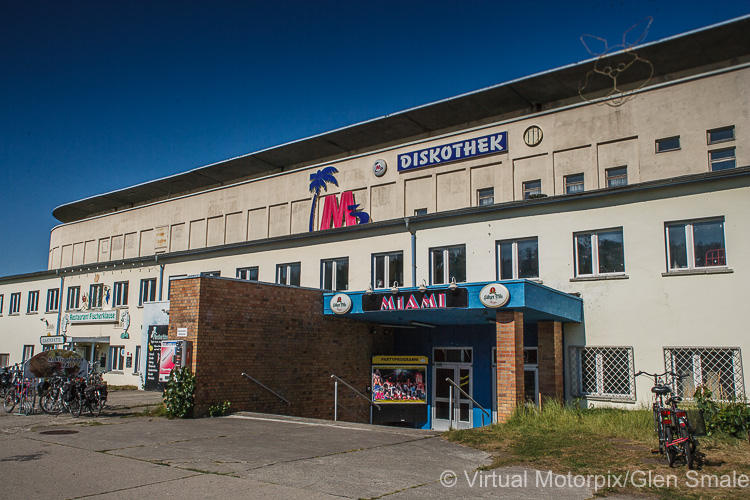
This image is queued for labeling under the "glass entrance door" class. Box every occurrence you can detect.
[433,364,473,430]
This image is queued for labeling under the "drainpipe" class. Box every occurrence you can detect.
[157,255,165,301]
[55,270,64,337]
[404,217,417,287]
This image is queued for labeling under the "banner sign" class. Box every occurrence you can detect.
[362,288,468,312]
[68,310,118,323]
[398,132,507,172]
[26,350,87,378]
[372,363,427,404]
[145,325,169,390]
[372,355,427,365]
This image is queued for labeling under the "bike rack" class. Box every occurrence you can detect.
[445,377,491,429]
[330,374,380,424]
[241,373,291,406]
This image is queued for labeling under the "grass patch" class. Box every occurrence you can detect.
[108,385,139,392]
[445,400,750,499]
[124,403,169,418]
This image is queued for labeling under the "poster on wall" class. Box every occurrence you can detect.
[145,325,168,390]
[372,356,428,404]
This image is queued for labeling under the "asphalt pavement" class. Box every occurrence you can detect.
[0,390,602,499]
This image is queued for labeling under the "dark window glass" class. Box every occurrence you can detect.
[606,167,628,187]
[576,234,593,275]
[597,230,625,274]
[499,242,513,280]
[565,174,584,194]
[709,148,736,171]
[517,239,539,278]
[432,249,445,285]
[693,220,725,267]
[448,246,466,283]
[707,126,734,144]
[523,180,541,199]
[656,136,680,153]
[667,225,688,269]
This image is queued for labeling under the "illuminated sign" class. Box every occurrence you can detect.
[398,131,507,172]
[479,283,510,308]
[362,289,468,312]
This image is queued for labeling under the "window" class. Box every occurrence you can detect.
[321,258,349,291]
[108,346,125,371]
[236,267,259,281]
[707,126,735,145]
[201,271,221,277]
[434,347,472,363]
[89,284,104,309]
[709,148,736,171]
[523,180,541,199]
[133,345,141,374]
[372,251,404,289]
[605,166,628,187]
[22,345,34,363]
[497,238,539,280]
[414,208,427,216]
[477,188,494,206]
[569,346,635,400]
[9,292,21,315]
[665,347,744,400]
[46,288,60,312]
[27,291,39,313]
[66,287,80,310]
[574,228,625,276]
[656,136,680,153]
[0,354,8,367]
[665,218,726,270]
[0,294,3,314]
[564,174,584,194]
[113,281,129,307]
[139,278,157,306]
[276,263,301,286]
[430,245,466,285]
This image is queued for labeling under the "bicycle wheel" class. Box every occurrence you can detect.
[69,393,82,418]
[4,391,18,413]
[681,427,695,469]
[20,392,34,416]
[90,391,105,417]
[665,426,677,467]
[40,389,62,415]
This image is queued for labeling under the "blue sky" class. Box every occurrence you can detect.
[1,0,748,277]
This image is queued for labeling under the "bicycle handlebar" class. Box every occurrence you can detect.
[635,370,687,380]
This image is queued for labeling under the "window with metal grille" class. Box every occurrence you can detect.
[606,166,628,187]
[664,347,744,401]
[564,173,584,194]
[27,290,39,313]
[569,346,635,400]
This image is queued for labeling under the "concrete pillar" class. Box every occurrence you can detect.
[538,321,564,402]
[496,310,524,422]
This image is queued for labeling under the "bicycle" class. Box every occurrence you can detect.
[3,368,35,416]
[636,370,698,469]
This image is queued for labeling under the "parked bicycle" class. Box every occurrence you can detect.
[39,375,79,416]
[3,367,35,415]
[0,363,20,398]
[636,370,698,469]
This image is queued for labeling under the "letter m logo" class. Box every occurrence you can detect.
[320,191,357,230]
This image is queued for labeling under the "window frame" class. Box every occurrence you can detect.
[320,257,349,291]
[496,237,540,280]
[46,288,60,313]
[236,267,259,281]
[0,294,4,315]
[9,292,21,315]
[656,136,681,153]
[429,244,467,285]
[372,251,404,289]
[138,278,157,306]
[22,345,34,363]
[664,346,744,401]
[573,227,626,278]
[477,187,494,206]
[0,354,8,367]
[707,126,735,145]
[276,262,301,286]
[108,345,125,372]
[89,283,104,310]
[664,217,727,272]
[66,286,80,311]
[569,346,635,401]
[414,208,427,216]
[112,281,129,308]
[709,147,736,172]
[605,166,628,187]
[522,179,542,199]
[564,173,584,194]
[27,290,39,314]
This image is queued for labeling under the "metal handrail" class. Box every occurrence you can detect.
[241,373,291,405]
[445,377,491,427]
[330,374,381,410]
[330,374,380,422]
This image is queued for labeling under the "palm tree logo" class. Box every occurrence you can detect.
[308,166,339,232]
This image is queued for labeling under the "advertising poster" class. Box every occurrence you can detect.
[158,343,177,382]
[145,325,168,390]
[25,350,88,379]
[372,356,428,404]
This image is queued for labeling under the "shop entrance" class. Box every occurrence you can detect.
[432,347,473,430]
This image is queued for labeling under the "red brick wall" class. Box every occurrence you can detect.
[496,310,524,422]
[538,321,563,401]
[168,277,393,419]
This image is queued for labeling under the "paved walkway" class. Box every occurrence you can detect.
[0,391,599,499]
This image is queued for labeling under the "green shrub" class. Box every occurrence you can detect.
[208,400,231,417]
[162,366,195,418]
[694,386,750,437]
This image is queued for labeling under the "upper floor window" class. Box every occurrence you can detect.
[497,238,539,280]
[709,148,736,172]
[574,228,625,277]
[430,245,466,285]
[477,188,494,206]
[66,286,80,311]
[200,271,221,277]
[0,353,8,367]
[113,281,129,307]
[656,136,680,153]
[0,294,4,314]
[236,267,259,281]
[9,292,21,315]
[27,291,39,314]
[666,218,726,271]
[321,258,349,291]
[46,288,59,312]
[89,284,104,309]
[564,174,584,194]
[139,278,157,306]
[414,208,427,216]
[276,263,301,286]
[707,126,735,145]
[373,251,404,289]
[606,166,628,187]
[523,180,542,199]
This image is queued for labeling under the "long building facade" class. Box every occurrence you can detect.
[1,17,749,427]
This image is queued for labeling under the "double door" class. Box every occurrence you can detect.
[433,364,473,430]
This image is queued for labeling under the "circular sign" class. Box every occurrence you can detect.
[373,159,387,177]
[479,283,510,308]
[330,293,353,314]
[523,125,543,147]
